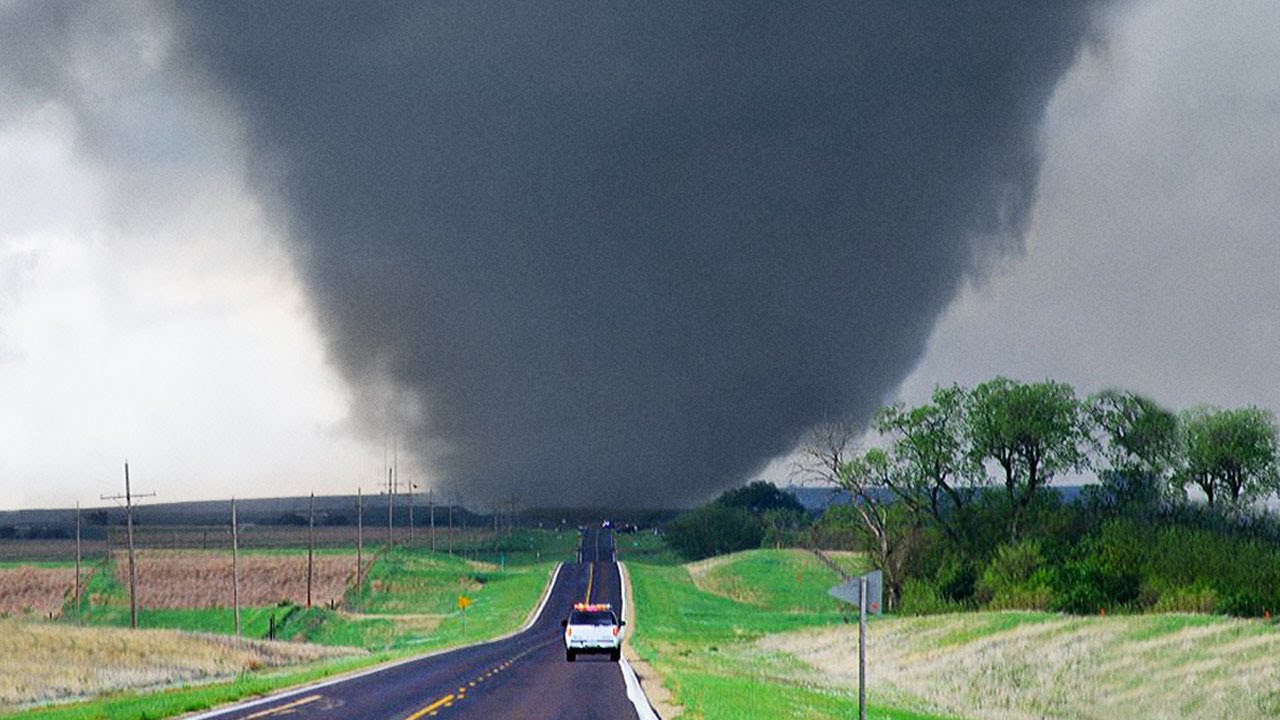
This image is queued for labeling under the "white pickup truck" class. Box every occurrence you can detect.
[561,603,623,662]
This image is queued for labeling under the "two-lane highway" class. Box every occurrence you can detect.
[194,527,638,720]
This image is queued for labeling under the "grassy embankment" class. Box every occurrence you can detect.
[1,528,578,720]
[622,538,1280,720]
[625,545,954,720]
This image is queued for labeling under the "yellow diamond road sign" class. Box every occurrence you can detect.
[457,595,471,610]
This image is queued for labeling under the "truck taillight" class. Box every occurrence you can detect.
[612,626,620,637]
[566,627,572,637]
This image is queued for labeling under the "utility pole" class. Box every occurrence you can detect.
[429,489,436,553]
[307,493,315,608]
[74,502,82,626]
[408,482,415,548]
[231,498,241,638]
[356,487,363,611]
[396,439,414,548]
[101,461,154,629]
[386,467,394,550]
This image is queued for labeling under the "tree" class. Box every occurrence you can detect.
[797,420,925,609]
[966,377,1088,542]
[836,448,918,610]
[664,503,764,560]
[1178,406,1279,506]
[716,481,806,515]
[1087,390,1180,510]
[874,385,976,546]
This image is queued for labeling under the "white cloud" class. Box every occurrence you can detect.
[0,2,392,509]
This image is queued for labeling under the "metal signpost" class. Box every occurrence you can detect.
[829,570,882,720]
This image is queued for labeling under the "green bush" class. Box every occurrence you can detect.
[1147,580,1219,614]
[976,540,1056,610]
[664,504,765,560]
[898,578,966,615]
[934,555,978,603]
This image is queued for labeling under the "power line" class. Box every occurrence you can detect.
[101,461,155,629]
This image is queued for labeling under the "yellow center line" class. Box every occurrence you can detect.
[584,561,594,603]
[404,693,455,720]
[241,694,323,719]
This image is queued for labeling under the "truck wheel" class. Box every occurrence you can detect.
[566,650,576,662]
[610,649,620,662]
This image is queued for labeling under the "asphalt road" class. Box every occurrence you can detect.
[195,527,636,720]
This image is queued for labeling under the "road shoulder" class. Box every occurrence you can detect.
[618,561,681,719]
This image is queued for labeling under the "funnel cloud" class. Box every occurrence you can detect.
[175,3,1106,507]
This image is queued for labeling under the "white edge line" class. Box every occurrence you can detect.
[616,560,661,720]
[184,562,565,720]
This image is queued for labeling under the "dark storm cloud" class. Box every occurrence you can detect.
[173,2,1105,507]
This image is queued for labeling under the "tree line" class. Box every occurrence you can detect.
[804,377,1280,615]
[666,377,1280,618]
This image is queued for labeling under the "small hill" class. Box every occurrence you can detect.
[687,548,867,612]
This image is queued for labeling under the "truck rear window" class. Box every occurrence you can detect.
[569,610,617,626]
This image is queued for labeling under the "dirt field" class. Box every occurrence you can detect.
[117,551,358,608]
[0,618,357,709]
[0,566,79,617]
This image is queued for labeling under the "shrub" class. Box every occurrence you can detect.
[664,504,764,560]
[898,578,966,615]
[1147,581,1219,614]
[976,540,1055,610]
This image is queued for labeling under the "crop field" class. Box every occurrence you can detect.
[114,550,356,608]
[0,566,79,618]
[0,540,560,719]
[627,549,945,720]
[764,612,1280,720]
[0,619,357,712]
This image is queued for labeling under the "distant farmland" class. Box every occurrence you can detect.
[0,525,506,563]
[118,550,357,609]
[0,566,78,617]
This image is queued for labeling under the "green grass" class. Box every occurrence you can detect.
[827,551,872,578]
[930,611,1058,647]
[0,562,77,570]
[615,532,684,565]
[6,546,559,719]
[628,549,955,720]
[434,528,581,568]
[279,549,555,650]
[699,549,860,613]
[1119,612,1224,641]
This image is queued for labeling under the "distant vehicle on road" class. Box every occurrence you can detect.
[562,603,623,662]
[601,519,613,529]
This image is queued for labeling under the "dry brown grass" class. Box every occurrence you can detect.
[115,551,357,608]
[761,612,1280,719]
[0,566,78,617]
[0,618,357,710]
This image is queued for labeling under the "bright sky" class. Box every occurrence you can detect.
[0,12,388,509]
[4,0,1279,509]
